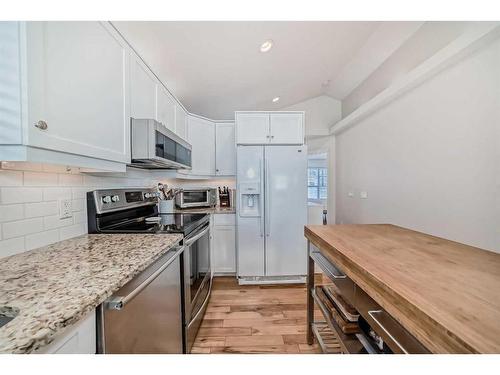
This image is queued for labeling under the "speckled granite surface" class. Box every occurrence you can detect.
[0,233,182,354]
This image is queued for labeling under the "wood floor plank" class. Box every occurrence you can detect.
[225,335,284,347]
[200,319,224,328]
[223,318,306,328]
[196,327,252,337]
[192,275,338,354]
[210,345,300,354]
[192,337,226,348]
[251,325,306,336]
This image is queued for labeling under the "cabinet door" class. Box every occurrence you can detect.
[35,311,96,354]
[186,115,215,175]
[235,113,270,144]
[215,122,236,176]
[26,22,131,163]
[213,224,236,273]
[156,85,176,132]
[269,113,304,144]
[130,56,156,119]
[175,104,187,140]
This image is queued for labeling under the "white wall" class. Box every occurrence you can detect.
[335,35,500,253]
[342,22,472,117]
[281,95,341,137]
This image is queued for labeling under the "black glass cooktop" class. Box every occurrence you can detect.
[101,213,209,236]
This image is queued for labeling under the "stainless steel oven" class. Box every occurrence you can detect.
[183,221,212,352]
[175,188,217,209]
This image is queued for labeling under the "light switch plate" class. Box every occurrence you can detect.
[360,191,368,199]
[348,192,354,197]
[59,199,73,219]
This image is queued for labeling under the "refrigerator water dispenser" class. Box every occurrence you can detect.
[239,182,261,217]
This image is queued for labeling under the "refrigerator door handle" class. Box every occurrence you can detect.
[265,158,270,237]
[259,158,264,237]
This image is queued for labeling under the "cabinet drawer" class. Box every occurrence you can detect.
[309,244,355,302]
[213,213,235,226]
[353,286,429,354]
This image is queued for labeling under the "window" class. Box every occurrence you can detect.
[308,167,327,201]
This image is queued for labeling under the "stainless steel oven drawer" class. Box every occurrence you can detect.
[353,286,429,354]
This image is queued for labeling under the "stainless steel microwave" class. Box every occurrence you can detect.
[175,188,217,208]
[130,118,192,170]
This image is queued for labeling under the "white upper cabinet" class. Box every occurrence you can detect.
[156,85,176,132]
[235,112,304,145]
[235,112,270,144]
[269,113,304,144]
[175,104,187,139]
[215,122,236,176]
[26,22,131,164]
[186,115,215,175]
[130,57,156,119]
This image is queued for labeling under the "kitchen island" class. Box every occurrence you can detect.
[0,233,182,353]
[304,224,500,354]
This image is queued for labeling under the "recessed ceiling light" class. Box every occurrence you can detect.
[272,96,280,103]
[260,39,274,53]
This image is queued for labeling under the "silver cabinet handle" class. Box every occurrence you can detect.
[265,158,270,236]
[368,310,409,354]
[259,158,264,237]
[106,246,184,310]
[34,120,48,130]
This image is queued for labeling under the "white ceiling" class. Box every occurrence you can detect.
[113,21,422,120]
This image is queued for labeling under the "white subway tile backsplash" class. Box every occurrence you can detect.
[0,204,24,223]
[0,237,25,258]
[24,172,59,186]
[71,199,85,212]
[25,201,58,218]
[73,210,85,224]
[60,223,86,241]
[1,187,43,204]
[43,187,72,201]
[58,173,84,186]
[44,215,73,230]
[0,164,209,256]
[2,218,44,239]
[0,170,23,186]
[25,229,60,251]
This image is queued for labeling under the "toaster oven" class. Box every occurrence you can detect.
[175,188,217,209]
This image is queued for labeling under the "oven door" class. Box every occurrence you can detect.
[183,222,212,352]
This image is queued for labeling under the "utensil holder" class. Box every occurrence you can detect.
[158,199,174,214]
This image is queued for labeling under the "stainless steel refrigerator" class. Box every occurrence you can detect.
[236,145,308,283]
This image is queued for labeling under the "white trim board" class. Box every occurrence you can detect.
[330,22,500,136]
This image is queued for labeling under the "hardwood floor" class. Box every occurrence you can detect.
[192,276,330,354]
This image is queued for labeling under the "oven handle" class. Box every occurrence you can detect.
[106,245,184,311]
[184,224,210,247]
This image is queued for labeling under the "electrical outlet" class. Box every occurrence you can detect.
[59,199,73,219]
[348,192,354,197]
[360,191,368,199]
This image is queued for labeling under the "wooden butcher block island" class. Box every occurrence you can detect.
[304,224,500,354]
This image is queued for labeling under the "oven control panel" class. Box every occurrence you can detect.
[92,188,158,214]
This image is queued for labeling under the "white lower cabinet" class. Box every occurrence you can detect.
[212,214,236,274]
[35,311,96,354]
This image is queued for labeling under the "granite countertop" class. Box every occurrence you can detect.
[0,233,182,354]
[174,206,236,214]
